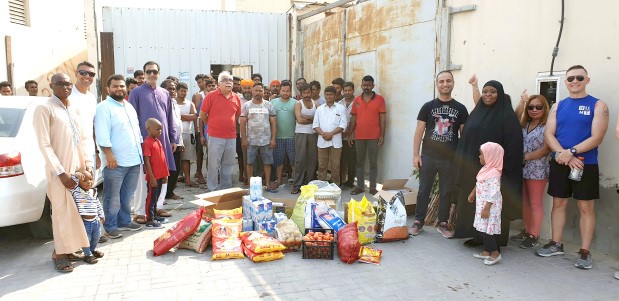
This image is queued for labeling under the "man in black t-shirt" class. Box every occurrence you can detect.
[411,70,468,238]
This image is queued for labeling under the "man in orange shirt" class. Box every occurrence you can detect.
[349,75,386,195]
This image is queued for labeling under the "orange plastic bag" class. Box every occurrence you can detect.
[241,231,286,254]
[211,218,244,260]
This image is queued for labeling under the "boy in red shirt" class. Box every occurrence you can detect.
[143,118,170,229]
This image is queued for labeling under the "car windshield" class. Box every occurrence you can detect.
[0,108,25,137]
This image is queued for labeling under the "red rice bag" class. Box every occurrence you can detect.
[153,207,205,256]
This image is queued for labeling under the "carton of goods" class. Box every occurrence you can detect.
[211,218,244,260]
[253,218,277,237]
[243,195,273,222]
[374,191,409,243]
[153,207,205,256]
[191,188,248,219]
[275,219,303,252]
[302,228,335,260]
[273,212,288,223]
[242,218,253,232]
[178,220,212,254]
[374,179,418,215]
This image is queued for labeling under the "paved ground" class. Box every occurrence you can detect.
[2,169,619,301]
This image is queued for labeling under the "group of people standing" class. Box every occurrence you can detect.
[30,60,389,273]
[22,59,618,275]
[411,66,614,272]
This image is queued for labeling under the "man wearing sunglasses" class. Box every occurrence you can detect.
[72,62,100,185]
[539,65,609,270]
[128,61,179,224]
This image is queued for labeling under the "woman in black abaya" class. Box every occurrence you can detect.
[452,78,523,246]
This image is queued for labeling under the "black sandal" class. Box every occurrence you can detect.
[53,257,74,273]
[92,250,104,258]
[68,253,85,262]
[84,255,99,264]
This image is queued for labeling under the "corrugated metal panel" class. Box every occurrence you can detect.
[300,0,437,181]
[102,7,289,94]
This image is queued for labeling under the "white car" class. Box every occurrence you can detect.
[0,96,102,238]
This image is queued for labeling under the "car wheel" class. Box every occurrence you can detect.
[29,196,53,239]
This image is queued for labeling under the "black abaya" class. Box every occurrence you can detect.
[452,80,523,240]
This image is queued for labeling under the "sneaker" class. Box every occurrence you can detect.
[510,230,527,241]
[519,234,539,249]
[118,223,143,231]
[145,221,163,229]
[614,271,619,280]
[575,249,592,269]
[409,221,423,236]
[536,241,564,257]
[98,235,108,243]
[105,229,123,239]
[484,254,502,266]
[155,217,169,224]
[436,222,454,238]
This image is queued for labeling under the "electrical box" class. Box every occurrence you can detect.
[536,71,568,107]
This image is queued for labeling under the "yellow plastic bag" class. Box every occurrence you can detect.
[291,184,318,232]
[347,196,376,245]
[211,219,244,260]
[214,206,243,219]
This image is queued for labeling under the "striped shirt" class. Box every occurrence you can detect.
[70,175,104,218]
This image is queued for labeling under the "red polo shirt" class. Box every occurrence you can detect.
[351,93,386,140]
[200,88,241,139]
[143,136,170,181]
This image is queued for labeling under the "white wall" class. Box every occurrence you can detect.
[0,0,88,96]
[447,0,619,248]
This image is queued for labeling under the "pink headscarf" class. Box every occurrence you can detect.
[477,142,504,181]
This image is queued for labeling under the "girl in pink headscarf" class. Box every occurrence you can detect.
[468,142,504,265]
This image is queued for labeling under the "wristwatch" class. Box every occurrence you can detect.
[570,147,577,155]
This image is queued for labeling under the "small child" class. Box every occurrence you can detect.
[468,142,504,266]
[70,169,105,264]
[143,118,170,229]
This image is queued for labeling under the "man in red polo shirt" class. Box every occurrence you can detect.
[349,75,386,195]
[199,71,242,191]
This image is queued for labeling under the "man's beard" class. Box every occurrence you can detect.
[110,92,126,101]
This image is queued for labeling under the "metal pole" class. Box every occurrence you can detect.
[297,0,355,21]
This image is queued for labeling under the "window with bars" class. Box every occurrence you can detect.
[8,0,30,26]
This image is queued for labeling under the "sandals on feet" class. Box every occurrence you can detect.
[185,182,198,187]
[84,255,99,264]
[53,257,73,273]
[67,253,84,262]
[134,216,147,224]
[92,250,104,258]
[290,187,300,194]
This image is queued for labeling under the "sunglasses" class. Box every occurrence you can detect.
[78,70,96,77]
[527,105,544,111]
[566,75,585,82]
[145,69,159,75]
[53,82,73,88]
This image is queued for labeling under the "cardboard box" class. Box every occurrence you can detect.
[373,179,418,215]
[191,188,248,218]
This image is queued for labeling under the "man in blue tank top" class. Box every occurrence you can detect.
[536,65,609,270]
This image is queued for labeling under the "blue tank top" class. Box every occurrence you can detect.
[556,95,598,164]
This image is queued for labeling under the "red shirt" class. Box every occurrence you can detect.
[143,136,169,181]
[351,93,386,140]
[200,88,241,139]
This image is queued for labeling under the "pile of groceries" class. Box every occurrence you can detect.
[151,177,409,265]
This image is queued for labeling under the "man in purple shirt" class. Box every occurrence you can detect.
[128,61,178,224]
